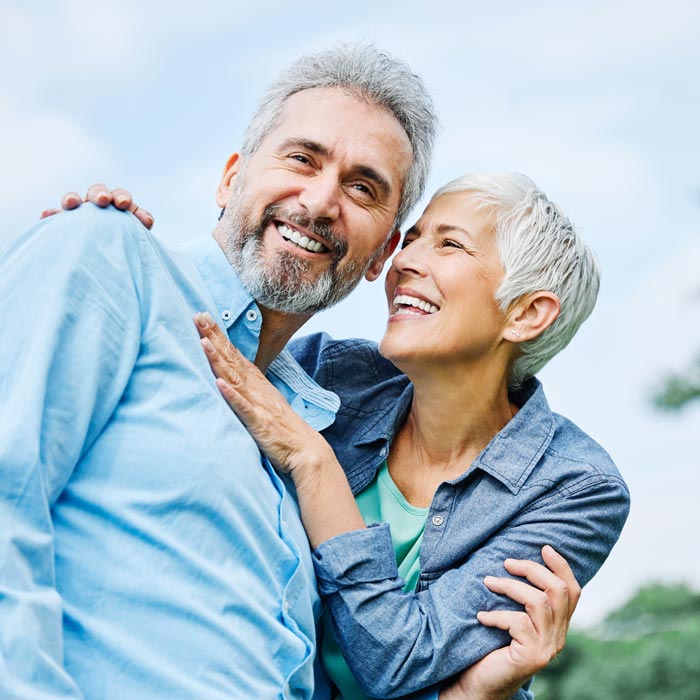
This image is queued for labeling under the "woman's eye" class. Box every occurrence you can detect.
[400,237,416,249]
[440,239,463,249]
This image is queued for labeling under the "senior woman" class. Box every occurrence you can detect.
[193,172,630,699]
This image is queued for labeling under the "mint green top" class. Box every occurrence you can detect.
[321,461,429,700]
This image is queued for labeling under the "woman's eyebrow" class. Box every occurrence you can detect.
[434,223,473,238]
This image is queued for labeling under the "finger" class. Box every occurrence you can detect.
[194,313,234,350]
[484,575,554,614]
[477,609,535,637]
[216,377,251,417]
[61,192,82,210]
[85,183,113,207]
[111,188,133,210]
[200,337,233,381]
[541,545,581,613]
[131,204,154,229]
[504,556,572,629]
[477,610,555,670]
[40,208,61,219]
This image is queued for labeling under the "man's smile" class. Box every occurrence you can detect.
[274,220,330,254]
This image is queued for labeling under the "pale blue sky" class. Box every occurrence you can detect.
[2,0,699,626]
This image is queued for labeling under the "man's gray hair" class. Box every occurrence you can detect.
[433,173,601,386]
[241,43,438,228]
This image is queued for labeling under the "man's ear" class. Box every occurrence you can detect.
[215,153,242,208]
[505,291,560,342]
[365,230,401,282]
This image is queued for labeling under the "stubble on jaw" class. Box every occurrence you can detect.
[217,174,383,315]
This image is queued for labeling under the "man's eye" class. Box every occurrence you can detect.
[290,154,312,165]
[348,182,374,199]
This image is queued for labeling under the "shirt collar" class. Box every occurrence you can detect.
[474,378,556,494]
[352,377,555,495]
[180,235,340,432]
[179,235,256,332]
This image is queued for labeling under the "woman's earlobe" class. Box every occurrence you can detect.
[507,292,561,342]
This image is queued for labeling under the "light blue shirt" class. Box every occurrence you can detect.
[0,205,338,700]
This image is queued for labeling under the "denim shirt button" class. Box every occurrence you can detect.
[431,515,444,527]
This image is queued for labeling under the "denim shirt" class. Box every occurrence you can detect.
[289,334,631,700]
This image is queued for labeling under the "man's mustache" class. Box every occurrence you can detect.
[261,205,347,261]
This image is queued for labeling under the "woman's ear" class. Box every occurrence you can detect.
[505,291,561,342]
[215,153,242,208]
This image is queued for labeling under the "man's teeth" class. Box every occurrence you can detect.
[277,223,325,253]
[394,294,439,314]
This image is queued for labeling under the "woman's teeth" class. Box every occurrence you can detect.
[277,223,326,253]
[394,294,439,314]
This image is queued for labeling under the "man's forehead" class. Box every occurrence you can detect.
[265,87,412,180]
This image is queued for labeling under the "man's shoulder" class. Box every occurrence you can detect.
[16,204,152,267]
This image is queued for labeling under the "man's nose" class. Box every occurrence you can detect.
[297,173,341,221]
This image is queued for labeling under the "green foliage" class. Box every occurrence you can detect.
[652,355,700,411]
[533,583,700,700]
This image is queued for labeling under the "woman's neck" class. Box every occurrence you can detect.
[388,358,517,506]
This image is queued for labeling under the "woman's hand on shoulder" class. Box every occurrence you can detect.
[440,545,581,700]
[40,183,154,229]
[193,312,335,482]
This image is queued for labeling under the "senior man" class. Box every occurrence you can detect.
[1,45,572,700]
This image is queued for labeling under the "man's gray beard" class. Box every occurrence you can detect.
[220,185,381,315]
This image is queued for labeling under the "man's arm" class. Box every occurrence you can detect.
[0,207,143,698]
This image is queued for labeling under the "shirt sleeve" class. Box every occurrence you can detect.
[0,207,144,699]
[312,473,630,699]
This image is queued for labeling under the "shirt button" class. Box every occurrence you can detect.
[221,310,232,322]
[431,515,444,527]
[246,309,258,322]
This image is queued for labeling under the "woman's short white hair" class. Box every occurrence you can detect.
[433,173,600,386]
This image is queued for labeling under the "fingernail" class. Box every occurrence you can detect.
[143,214,154,228]
[201,337,214,353]
[194,312,209,329]
[115,195,128,206]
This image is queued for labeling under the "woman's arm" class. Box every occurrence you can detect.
[195,315,623,698]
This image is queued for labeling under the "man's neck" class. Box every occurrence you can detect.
[254,306,312,373]
[211,228,312,373]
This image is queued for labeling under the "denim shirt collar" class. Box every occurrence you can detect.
[352,376,555,495]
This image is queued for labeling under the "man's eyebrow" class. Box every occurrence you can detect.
[277,138,393,199]
[277,138,330,157]
[354,165,392,199]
